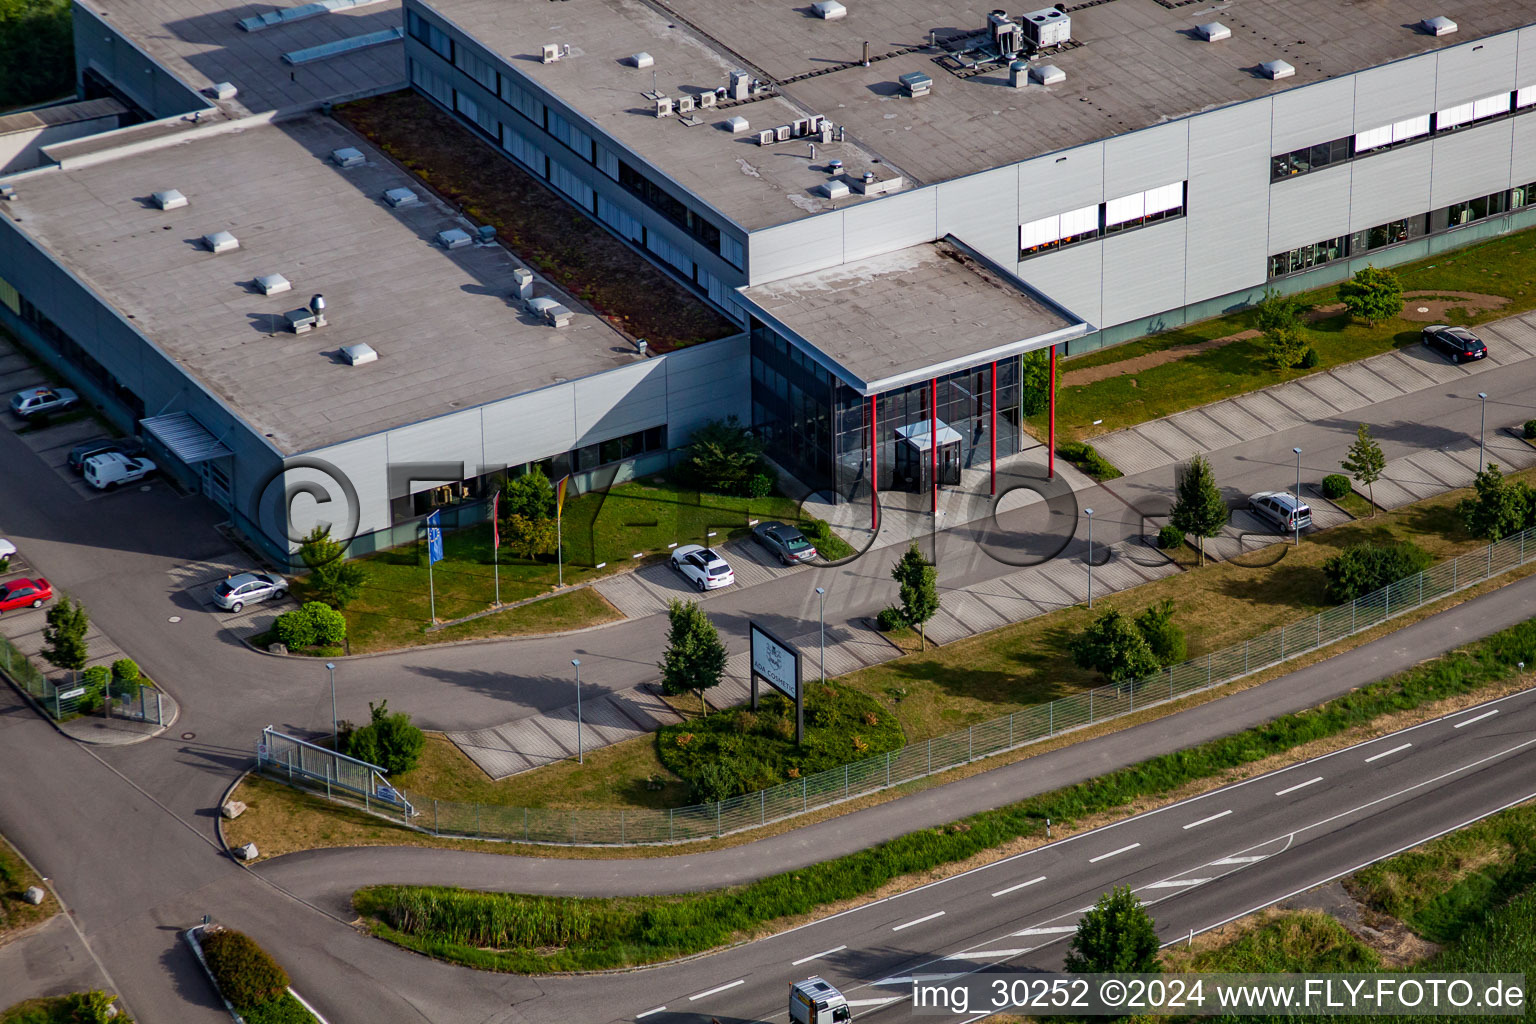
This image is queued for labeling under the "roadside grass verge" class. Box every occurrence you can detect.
[352,617,1536,973]
[1166,908,1383,973]
[0,832,54,941]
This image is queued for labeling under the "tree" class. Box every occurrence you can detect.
[1065,886,1162,974]
[677,417,764,496]
[502,513,558,560]
[501,467,556,522]
[110,658,142,700]
[41,596,89,682]
[1457,463,1533,541]
[1133,599,1186,665]
[344,699,425,775]
[1069,606,1160,684]
[300,525,368,608]
[1322,541,1432,603]
[1340,423,1386,517]
[1020,348,1059,417]
[658,599,728,714]
[1339,265,1403,327]
[1254,288,1308,370]
[891,543,939,650]
[0,0,75,110]
[1169,454,1227,566]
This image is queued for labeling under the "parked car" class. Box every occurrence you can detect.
[1248,491,1313,534]
[82,451,157,490]
[0,577,51,613]
[0,538,15,562]
[752,520,818,565]
[211,571,288,612]
[670,544,735,591]
[9,386,79,419]
[68,436,146,474]
[1421,325,1487,363]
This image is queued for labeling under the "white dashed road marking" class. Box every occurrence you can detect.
[1211,855,1266,864]
[1454,709,1499,729]
[1142,878,1212,889]
[792,945,846,966]
[1364,742,1412,763]
[1182,810,1232,829]
[1089,842,1141,863]
[688,980,743,1001]
[992,875,1047,897]
[1275,776,1323,796]
[893,910,946,931]
[1012,925,1077,936]
[635,1008,665,1019]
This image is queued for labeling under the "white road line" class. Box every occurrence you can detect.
[893,910,946,931]
[688,980,744,1001]
[1182,809,1232,830]
[635,1008,666,1020]
[1089,842,1141,863]
[944,948,1033,960]
[1275,776,1323,796]
[992,875,1048,897]
[1211,855,1266,864]
[1013,925,1078,936]
[792,945,846,966]
[876,974,962,987]
[1364,742,1412,763]
[1454,709,1499,729]
[1141,878,1213,889]
[846,997,907,1008]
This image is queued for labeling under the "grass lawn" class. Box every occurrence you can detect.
[1040,228,1536,441]
[0,833,54,942]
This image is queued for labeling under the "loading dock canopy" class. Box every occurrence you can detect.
[140,411,233,463]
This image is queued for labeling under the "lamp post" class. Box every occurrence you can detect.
[572,658,583,763]
[815,586,826,683]
[1293,447,1303,547]
[1477,392,1488,473]
[326,662,337,745]
[1084,507,1095,608]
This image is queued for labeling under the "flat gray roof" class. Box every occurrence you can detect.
[428,0,1534,229]
[7,114,641,454]
[741,240,1079,394]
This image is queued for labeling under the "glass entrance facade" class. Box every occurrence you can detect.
[750,319,1025,500]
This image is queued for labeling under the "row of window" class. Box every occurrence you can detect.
[1019,181,1186,257]
[1268,182,1536,278]
[1272,85,1536,180]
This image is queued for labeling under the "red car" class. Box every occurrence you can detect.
[0,577,51,612]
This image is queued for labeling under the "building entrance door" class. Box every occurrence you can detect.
[893,420,963,492]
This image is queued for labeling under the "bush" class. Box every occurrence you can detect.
[273,602,346,650]
[1321,474,1351,500]
[1157,524,1184,550]
[299,526,367,609]
[199,928,290,1010]
[1524,419,1536,440]
[1299,346,1320,369]
[876,606,906,632]
[81,665,110,709]
[344,700,425,775]
[676,417,764,496]
[110,658,142,699]
[1069,606,1160,683]
[1322,541,1433,603]
[1133,599,1187,666]
[746,473,773,498]
[1056,441,1122,481]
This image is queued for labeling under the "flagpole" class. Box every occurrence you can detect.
[557,500,564,588]
[492,492,501,607]
[428,551,436,623]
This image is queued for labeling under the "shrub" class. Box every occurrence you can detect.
[1322,541,1433,603]
[1299,346,1320,369]
[344,699,425,775]
[1056,441,1122,481]
[876,605,906,632]
[274,602,347,650]
[676,417,764,496]
[81,664,110,696]
[1321,474,1351,500]
[1133,599,1187,666]
[1524,419,1536,440]
[299,525,366,609]
[199,927,289,1010]
[110,658,142,699]
[1069,606,1159,683]
[746,473,774,498]
[1156,524,1184,550]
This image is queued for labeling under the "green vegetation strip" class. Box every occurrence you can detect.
[354,618,1536,973]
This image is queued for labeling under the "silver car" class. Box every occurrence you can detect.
[752,520,817,565]
[212,571,288,612]
[1248,491,1312,534]
[10,386,79,419]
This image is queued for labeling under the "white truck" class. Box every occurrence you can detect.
[789,977,852,1023]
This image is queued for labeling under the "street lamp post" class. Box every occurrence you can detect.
[571,658,582,763]
[1478,392,1488,473]
[814,586,827,682]
[1084,508,1095,608]
[326,662,337,745]
[1293,447,1303,547]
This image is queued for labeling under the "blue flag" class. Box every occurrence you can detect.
[426,509,444,565]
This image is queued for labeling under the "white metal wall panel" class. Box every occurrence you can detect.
[480,384,577,468]
[1101,220,1186,326]
[747,214,844,284]
[1186,102,1273,304]
[1019,141,1103,218]
[1267,164,1353,253]
[664,334,750,444]
[1271,79,1352,154]
[1520,26,1536,92]
[1348,145,1433,232]
[1015,242,1102,329]
[1353,52,1438,130]
[1433,31,1520,109]
[305,434,391,535]
[1430,121,1516,208]
[937,165,1019,267]
[840,187,937,263]
[574,359,668,442]
[385,409,485,478]
[1103,121,1189,200]
[1514,114,1536,184]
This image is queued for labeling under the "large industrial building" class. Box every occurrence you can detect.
[1,0,1534,558]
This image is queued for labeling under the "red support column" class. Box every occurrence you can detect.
[930,377,939,516]
[1048,344,1057,479]
[870,393,879,531]
[990,360,997,496]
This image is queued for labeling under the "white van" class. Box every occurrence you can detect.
[83,452,157,490]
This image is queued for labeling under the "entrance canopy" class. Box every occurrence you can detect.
[739,238,1087,396]
[140,411,233,463]
[895,419,962,452]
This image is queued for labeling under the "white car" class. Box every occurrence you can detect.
[670,544,735,591]
[212,571,288,612]
[83,451,157,490]
[0,538,15,562]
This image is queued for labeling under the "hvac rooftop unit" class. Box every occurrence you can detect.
[677,95,695,114]
[729,70,751,100]
[329,147,364,168]
[1020,7,1070,48]
[152,189,188,210]
[527,297,572,328]
[542,43,570,63]
[654,96,674,117]
[255,273,291,295]
[698,91,717,108]
[899,71,932,96]
[437,228,473,249]
[989,10,1023,56]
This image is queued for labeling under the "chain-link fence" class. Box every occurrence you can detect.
[256,727,414,816]
[266,526,1536,846]
[0,634,166,723]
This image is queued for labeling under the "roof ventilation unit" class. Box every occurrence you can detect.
[851,173,905,196]
[1030,64,1065,85]
[153,189,188,210]
[0,185,16,202]
[628,51,653,68]
[817,179,851,199]
[207,82,238,100]
[1196,21,1230,41]
[1020,7,1070,48]
[811,0,846,18]
[728,70,752,101]
[383,187,418,207]
[1008,60,1029,88]
[899,71,932,97]
[654,96,674,117]
[527,296,573,328]
[255,273,291,295]
[726,115,750,133]
[1259,59,1295,80]
[989,10,1023,57]
[1421,15,1456,35]
[512,268,534,302]
[437,228,473,249]
[542,43,570,63]
[203,230,239,253]
[340,343,377,366]
[285,294,328,333]
[329,147,364,167]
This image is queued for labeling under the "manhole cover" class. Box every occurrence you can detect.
[181,732,195,740]
[139,485,152,492]
[1417,306,1430,312]
[168,616,182,623]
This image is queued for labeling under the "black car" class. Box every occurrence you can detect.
[67,436,145,474]
[1421,325,1487,364]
